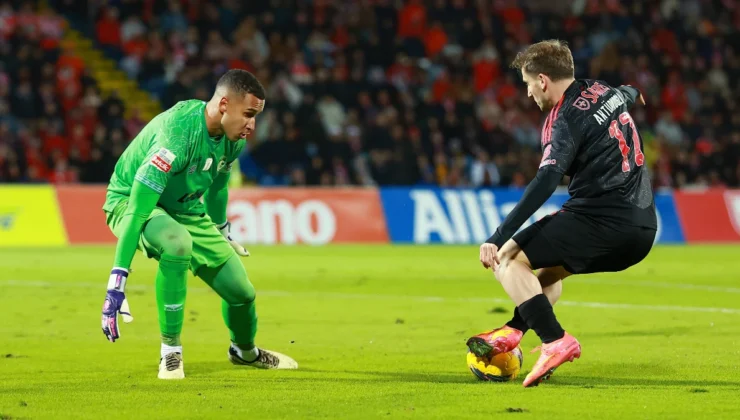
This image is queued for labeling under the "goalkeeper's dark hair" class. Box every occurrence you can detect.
[510,39,574,81]
[216,69,266,100]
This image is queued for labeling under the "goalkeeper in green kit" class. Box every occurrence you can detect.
[100,69,298,379]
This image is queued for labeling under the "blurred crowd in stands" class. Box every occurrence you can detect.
[1,0,739,189]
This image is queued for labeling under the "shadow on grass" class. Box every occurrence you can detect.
[183,363,740,388]
[551,376,740,388]
[186,362,476,384]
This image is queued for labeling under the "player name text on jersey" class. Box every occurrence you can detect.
[592,94,626,126]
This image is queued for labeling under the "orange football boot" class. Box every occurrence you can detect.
[466,326,524,357]
[522,332,581,387]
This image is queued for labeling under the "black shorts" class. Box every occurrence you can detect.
[512,210,656,275]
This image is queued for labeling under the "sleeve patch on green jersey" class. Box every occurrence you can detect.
[150,148,177,173]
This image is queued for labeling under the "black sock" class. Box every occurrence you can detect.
[505,307,530,333]
[517,294,565,344]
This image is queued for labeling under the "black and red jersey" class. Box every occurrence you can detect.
[487,80,657,248]
[541,79,656,228]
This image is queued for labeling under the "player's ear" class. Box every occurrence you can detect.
[218,97,228,115]
[538,74,548,91]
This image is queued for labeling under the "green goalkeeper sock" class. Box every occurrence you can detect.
[198,254,257,349]
[223,299,258,350]
[156,253,191,346]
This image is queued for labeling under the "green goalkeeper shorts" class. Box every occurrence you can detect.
[104,199,236,276]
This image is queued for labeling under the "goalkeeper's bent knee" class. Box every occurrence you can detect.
[223,258,256,306]
[226,277,255,306]
[160,227,193,257]
[199,254,256,306]
[226,291,256,307]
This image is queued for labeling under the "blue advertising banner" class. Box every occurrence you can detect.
[379,188,684,245]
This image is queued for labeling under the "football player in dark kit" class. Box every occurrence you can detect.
[467,40,657,387]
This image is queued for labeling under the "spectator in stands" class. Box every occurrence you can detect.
[2,0,739,190]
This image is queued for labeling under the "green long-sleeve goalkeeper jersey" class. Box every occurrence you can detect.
[103,99,245,270]
[104,100,245,216]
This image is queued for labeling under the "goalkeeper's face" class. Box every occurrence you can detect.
[220,93,265,141]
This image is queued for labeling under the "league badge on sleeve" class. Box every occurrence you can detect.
[150,148,177,173]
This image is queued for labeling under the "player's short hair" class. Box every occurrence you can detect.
[215,69,266,100]
[510,40,575,81]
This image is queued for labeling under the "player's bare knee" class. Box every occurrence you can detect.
[495,250,532,283]
[498,240,532,269]
[498,239,520,259]
[537,266,572,288]
[511,249,533,271]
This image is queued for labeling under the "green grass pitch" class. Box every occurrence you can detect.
[1,244,740,419]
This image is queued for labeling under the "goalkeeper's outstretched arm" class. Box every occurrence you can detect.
[102,180,161,342]
[102,111,188,342]
[112,180,162,272]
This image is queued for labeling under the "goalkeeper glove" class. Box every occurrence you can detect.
[101,268,134,343]
[219,221,250,256]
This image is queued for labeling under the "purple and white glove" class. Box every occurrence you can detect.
[101,268,134,342]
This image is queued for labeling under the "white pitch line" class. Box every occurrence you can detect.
[7,278,738,295]
[1,280,740,315]
[572,278,740,294]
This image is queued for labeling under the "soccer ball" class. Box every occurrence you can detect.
[466,346,523,382]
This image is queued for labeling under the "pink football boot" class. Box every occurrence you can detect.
[466,326,524,357]
[522,332,581,387]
